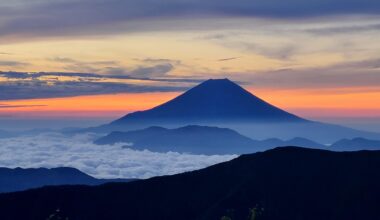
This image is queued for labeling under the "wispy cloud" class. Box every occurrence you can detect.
[217,57,241,62]
[134,58,181,65]
[306,23,380,35]
[0,80,188,100]
[0,60,29,67]
[0,104,47,108]
[242,58,380,90]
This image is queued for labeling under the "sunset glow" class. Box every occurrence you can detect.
[0,1,379,126]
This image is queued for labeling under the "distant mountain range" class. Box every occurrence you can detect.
[1,147,379,220]
[95,125,326,154]
[87,79,380,143]
[330,137,380,151]
[0,167,134,193]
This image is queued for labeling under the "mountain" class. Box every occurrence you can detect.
[88,79,380,143]
[331,137,380,151]
[261,137,326,149]
[0,167,134,193]
[89,78,305,133]
[0,147,379,220]
[95,125,261,154]
[95,125,326,154]
[113,78,304,123]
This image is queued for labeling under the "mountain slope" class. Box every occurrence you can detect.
[95,125,327,154]
[87,78,380,143]
[0,167,134,193]
[95,125,261,154]
[112,78,304,124]
[1,147,379,220]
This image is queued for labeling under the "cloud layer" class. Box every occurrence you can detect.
[0,70,197,100]
[0,132,236,179]
[1,0,380,41]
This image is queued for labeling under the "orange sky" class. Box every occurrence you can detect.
[1,88,379,119]
[1,17,379,120]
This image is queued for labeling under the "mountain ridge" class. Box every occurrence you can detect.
[0,167,134,193]
[95,125,326,154]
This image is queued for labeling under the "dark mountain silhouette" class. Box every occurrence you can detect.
[261,137,326,149]
[95,125,326,154]
[95,125,261,154]
[87,78,380,143]
[0,167,134,193]
[113,78,304,123]
[331,137,380,151]
[0,147,379,220]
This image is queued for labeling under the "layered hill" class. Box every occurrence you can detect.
[0,167,134,193]
[95,125,326,154]
[0,147,379,220]
[330,137,380,151]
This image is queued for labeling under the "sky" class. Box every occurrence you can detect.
[0,0,380,130]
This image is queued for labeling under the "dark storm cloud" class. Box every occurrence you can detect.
[0,0,380,40]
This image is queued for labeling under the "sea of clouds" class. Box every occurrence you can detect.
[0,132,236,179]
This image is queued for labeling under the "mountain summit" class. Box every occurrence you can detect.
[89,78,380,143]
[112,78,304,124]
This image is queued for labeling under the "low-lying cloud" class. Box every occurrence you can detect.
[0,132,236,179]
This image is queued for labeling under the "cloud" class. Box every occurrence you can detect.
[50,57,119,66]
[202,32,300,60]
[242,58,380,89]
[50,57,121,73]
[0,132,236,179]
[305,23,380,35]
[0,60,29,67]
[0,71,31,79]
[135,58,181,65]
[48,57,176,77]
[0,0,380,42]
[0,104,46,108]
[129,63,174,78]
[0,69,206,100]
[0,80,187,100]
[217,57,241,62]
